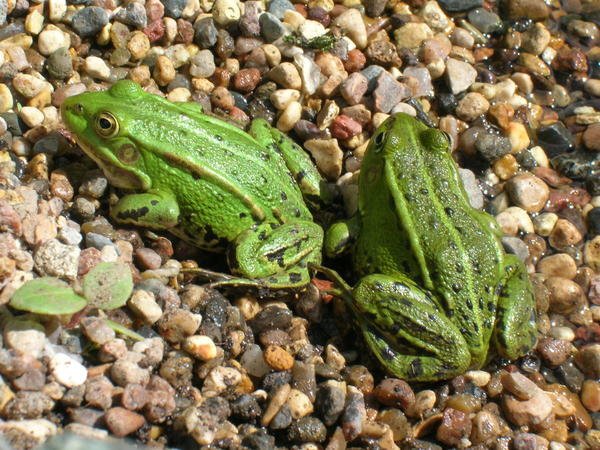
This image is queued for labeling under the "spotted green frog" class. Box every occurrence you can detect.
[61,80,331,290]
[324,113,537,382]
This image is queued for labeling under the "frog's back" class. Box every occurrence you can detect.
[103,85,312,247]
[358,114,506,362]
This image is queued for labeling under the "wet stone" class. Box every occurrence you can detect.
[537,122,575,158]
[468,8,503,34]
[438,0,482,12]
[260,13,287,42]
[364,0,388,17]
[475,132,512,161]
[587,207,600,236]
[287,416,327,443]
[315,382,345,426]
[231,394,262,421]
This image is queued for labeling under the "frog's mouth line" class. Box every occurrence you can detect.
[74,136,148,191]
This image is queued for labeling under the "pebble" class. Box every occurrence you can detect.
[507,121,531,153]
[268,62,302,90]
[395,23,434,52]
[468,8,502,34]
[269,0,295,19]
[538,253,577,279]
[46,47,72,80]
[0,83,12,112]
[438,0,482,11]
[128,289,162,324]
[581,380,600,412]
[37,26,69,56]
[71,7,108,38]
[104,407,145,437]
[114,2,147,29]
[182,335,218,361]
[333,8,367,49]
[455,92,489,121]
[341,72,368,105]
[190,49,216,78]
[445,58,477,94]
[212,0,241,27]
[12,73,47,98]
[373,72,410,113]
[84,56,111,80]
[264,345,294,371]
[287,416,327,443]
[537,122,575,158]
[49,353,87,388]
[304,138,343,180]
[4,319,46,358]
[260,13,287,42]
[436,408,472,446]
[162,0,186,18]
[80,317,115,345]
[505,173,549,213]
[33,239,80,280]
[545,276,584,314]
[277,100,302,132]
[506,0,549,20]
[584,235,600,272]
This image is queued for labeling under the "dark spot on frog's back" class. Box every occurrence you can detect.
[295,170,306,183]
[445,207,454,216]
[409,358,423,378]
[151,200,158,206]
[239,212,247,218]
[281,192,287,201]
[204,225,219,243]
[289,272,302,283]
[116,206,149,221]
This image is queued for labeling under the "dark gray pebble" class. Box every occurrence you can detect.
[194,17,218,48]
[438,0,482,12]
[269,404,293,429]
[114,2,147,28]
[260,13,287,42]
[71,7,109,38]
[468,7,503,33]
[286,416,327,443]
[230,394,262,420]
[46,47,72,80]
[315,383,346,426]
[162,0,186,19]
[537,122,575,158]
[249,306,293,334]
[475,132,512,161]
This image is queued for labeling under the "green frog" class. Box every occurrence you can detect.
[323,113,537,382]
[61,80,331,290]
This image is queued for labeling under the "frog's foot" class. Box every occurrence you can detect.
[225,221,323,290]
[494,255,538,360]
[352,274,471,382]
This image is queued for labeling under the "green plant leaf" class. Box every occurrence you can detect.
[10,277,87,315]
[83,262,133,310]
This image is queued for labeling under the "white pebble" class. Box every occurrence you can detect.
[84,56,111,80]
[50,352,87,387]
[19,106,44,128]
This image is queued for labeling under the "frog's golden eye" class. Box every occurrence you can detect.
[95,112,119,138]
[117,144,139,164]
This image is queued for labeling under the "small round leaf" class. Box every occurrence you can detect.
[83,262,133,310]
[10,277,87,315]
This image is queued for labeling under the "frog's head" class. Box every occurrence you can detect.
[61,80,152,191]
[368,113,452,159]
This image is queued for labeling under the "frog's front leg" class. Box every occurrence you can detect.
[352,274,471,382]
[221,220,324,289]
[493,255,538,360]
[249,119,333,207]
[323,216,360,258]
[110,190,180,229]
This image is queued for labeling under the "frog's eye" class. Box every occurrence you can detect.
[95,112,119,138]
[372,131,386,152]
[117,144,140,164]
[420,128,449,152]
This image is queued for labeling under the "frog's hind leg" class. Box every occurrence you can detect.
[212,220,323,289]
[493,254,538,360]
[352,274,471,382]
